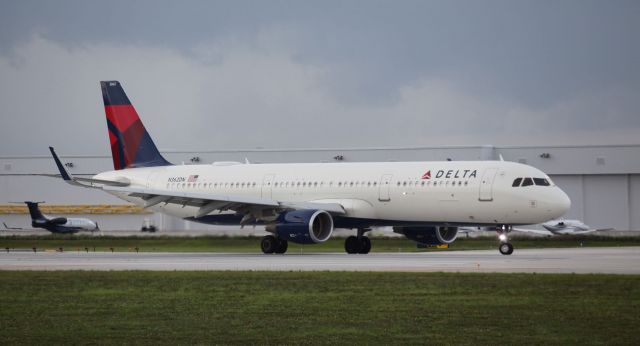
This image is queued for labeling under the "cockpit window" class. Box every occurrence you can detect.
[533,178,550,186]
[512,178,522,187]
[521,178,534,187]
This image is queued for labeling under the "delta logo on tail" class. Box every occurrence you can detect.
[101,81,170,170]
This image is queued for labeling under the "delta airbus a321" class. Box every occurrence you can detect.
[48,81,571,255]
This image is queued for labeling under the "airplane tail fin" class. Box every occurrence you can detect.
[101,81,171,170]
[24,202,46,221]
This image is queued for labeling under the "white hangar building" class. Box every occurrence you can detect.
[1,144,639,232]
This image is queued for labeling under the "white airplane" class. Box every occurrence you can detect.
[47,81,570,255]
[514,220,611,236]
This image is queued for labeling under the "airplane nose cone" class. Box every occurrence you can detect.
[555,189,571,217]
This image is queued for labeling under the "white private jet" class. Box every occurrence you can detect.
[514,220,612,236]
[2,202,99,234]
[47,81,570,255]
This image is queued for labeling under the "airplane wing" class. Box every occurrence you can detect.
[556,229,601,235]
[103,185,346,221]
[512,227,554,236]
[48,146,345,221]
[0,173,130,187]
[2,222,23,230]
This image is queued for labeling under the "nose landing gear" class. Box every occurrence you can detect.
[497,225,514,255]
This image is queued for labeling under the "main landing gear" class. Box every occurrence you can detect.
[497,225,514,255]
[344,228,371,254]
[261,235,288,254]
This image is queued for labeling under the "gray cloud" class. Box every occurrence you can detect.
[0,1,639,156]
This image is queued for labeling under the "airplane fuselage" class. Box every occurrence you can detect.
[32,217,98,233]
[96,160,570,228]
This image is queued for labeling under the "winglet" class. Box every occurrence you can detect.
[47,147,129,188]
[499,154,505,161]
[49,146,73,181]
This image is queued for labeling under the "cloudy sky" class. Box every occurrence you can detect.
[1,0,639,156]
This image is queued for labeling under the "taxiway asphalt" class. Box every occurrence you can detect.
[1,247,638,273]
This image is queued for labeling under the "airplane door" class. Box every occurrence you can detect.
[479,168,498,201]
[262,174,275,199]
[378,174,393,202]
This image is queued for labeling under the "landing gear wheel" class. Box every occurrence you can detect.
[275,238,288,254]
[358,237,371,254]
[261,235,278,254]
[345,236,361,254]
[499,242,514,255]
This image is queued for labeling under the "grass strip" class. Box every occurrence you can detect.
[0,271,638,345]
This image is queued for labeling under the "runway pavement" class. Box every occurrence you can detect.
[1,247,639,273]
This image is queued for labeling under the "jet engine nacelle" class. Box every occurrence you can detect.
[393,226,458,245]
[266,209,334,244]
[49,217,68,225]
[32,217,67,227]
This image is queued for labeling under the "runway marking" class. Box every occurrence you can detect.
[1,247,639,274]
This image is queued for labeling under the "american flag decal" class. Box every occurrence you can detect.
[187,175,199,183]
[421,170,431,179]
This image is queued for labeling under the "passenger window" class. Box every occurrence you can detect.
[521,178,534,187]
[512,178,522,187]
[533,178,550,186]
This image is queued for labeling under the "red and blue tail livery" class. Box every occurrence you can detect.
[101,81,171,170]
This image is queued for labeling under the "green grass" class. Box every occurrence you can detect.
[1,235,639,253]
[0,271,638,345]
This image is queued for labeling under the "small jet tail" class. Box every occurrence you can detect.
[24,202,46,221]
[101,81,171,170]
